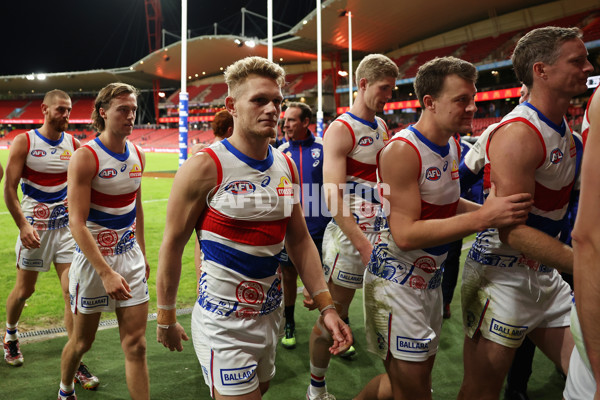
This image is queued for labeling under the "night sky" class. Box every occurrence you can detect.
[0,0,315,76]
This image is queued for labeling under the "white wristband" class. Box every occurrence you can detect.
[320,304,336,315]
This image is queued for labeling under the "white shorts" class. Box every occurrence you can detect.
[564,347,596,400]
[461,257,572,348]
[363,270,442,362]
[322,223,380,289]
[69,245,149,314]
[15,227,75,272]
[191,302,281,397]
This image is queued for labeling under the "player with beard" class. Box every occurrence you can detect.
[3,90,99,389]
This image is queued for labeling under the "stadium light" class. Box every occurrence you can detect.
[26,74,35,80]
[338,70,348,77]
[36,74,46,80]
[245,39,256,48]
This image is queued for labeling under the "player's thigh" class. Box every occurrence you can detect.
[462,334,516,390]
[385,355,436,400]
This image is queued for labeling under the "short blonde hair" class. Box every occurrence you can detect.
[224,56,285,98]
[43,89,70,106]
[355,54,399,87]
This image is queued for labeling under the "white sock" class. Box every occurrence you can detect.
[60,381,75,393]
[5,323,18,342]
[308,362,329,399]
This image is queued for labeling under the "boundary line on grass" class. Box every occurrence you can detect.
[19,308,194,344]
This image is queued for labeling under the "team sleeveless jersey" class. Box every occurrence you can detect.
[334,112,389,232]
[470,102,578,271]
[368,126,461,289]
[81,138,143,256]
[581,87,596,147]
[197,139,295,318]
[20,129,76,231]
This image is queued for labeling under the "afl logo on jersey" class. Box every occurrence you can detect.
[224,180,256,195]
[425,167,442,181]
[358,136,374,146]
[31,149,47,157]
[99,168,118,178]
[550,148,563,164]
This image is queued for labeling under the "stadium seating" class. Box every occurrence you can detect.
[400,44,462,78]
[13,100,42,120]
[0,100,28,118]
[202,83,228,103]
[70,98,95,121]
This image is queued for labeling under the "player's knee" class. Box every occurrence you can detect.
[122,335,147,360]
[72,337,94,355]
[15,286,35,301]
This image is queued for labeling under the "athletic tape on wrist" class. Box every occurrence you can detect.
[312,290,335,314]
[157,308,176,326]
[157,304,176,310]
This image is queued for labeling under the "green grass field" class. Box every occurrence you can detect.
[0,149,565,399]
[0,150,198,330]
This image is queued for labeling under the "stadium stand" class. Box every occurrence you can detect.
[457,31,517,65]
[70,98,95,121]
[0,100,28,118]
[202,83,228,103]
[399,44,462,78]
[12,100,42,120]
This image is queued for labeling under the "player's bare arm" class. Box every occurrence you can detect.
[323,121,372,265]
[491,122,574,273]
[285,160,353,354]
[381,140,531,252]
[572,93,600,396]
[68,147,132,300]
[4,133,40,249]
[156,152,217,351]
[134,149,150,279]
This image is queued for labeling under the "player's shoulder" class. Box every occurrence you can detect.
[277,141,290,152]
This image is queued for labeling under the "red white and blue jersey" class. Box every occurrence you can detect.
[81,138,143,256]
[197,139,295,318]
[333,112,389,232]
[368,126,461,290]
[20,129,76,231]
[470,102,579,271]
[581,87,596,147]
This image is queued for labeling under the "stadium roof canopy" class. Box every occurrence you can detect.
[0,0,560,96]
